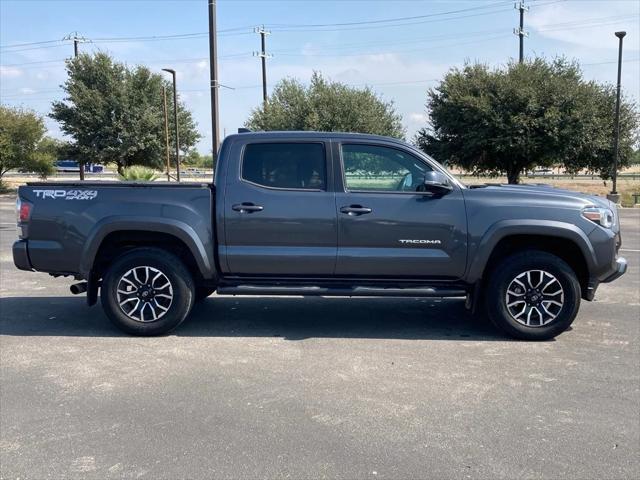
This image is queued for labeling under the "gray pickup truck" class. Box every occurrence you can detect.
[13,131,627,340]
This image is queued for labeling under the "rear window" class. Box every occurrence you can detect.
[242,143,326,190]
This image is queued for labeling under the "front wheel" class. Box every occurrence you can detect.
[100,248,195,336]
[485,250,581,341]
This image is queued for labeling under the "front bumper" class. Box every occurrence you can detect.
[13,240,32,271]
[602,257,627,283]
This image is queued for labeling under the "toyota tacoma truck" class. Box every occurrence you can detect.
[13,131,627,340]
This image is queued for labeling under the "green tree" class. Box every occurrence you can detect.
[416,58,639,183]
[183,150,214,169]
[50,52,201,176]
[0,106,55,182]
[245,71,405,138]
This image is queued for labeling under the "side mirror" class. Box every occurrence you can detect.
[421,171,453,195]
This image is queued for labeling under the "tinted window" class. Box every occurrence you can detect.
[242,143,326,190]
[341,144,431,192]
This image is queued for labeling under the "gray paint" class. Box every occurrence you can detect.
[13,131,625,298]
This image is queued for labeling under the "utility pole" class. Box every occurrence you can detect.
[209,0,220,165]
[162,86,171,181]
[610,31,626,200]
[254,26,272,106]
[513,2,529,63]
[162,68,180,182]
[63,32,88,180]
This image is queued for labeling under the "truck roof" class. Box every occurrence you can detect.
[225,130,408,144]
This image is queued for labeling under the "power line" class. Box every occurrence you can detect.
[266,1,513,28]
[0,39,63,49]
[272,34,512,58]
[2,13,636,70]
[265,0,564,33]
[268,14,638,55]
[536,15,640,33]
[0,26,255,50]
[582,57,639,66]
[0,43,69,54]
[271,29,505,55]
[0,0,570,55]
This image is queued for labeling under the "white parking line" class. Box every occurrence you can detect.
[620,249,640,253]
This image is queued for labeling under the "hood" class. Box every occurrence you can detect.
[470,183,613,209]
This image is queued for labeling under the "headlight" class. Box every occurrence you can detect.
[582,206,614,228]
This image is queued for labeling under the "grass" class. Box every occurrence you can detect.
[461,176,640,207]
[0,180,16,194]
[344,173,640,206]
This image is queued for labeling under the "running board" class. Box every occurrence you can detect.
[216,285,467,298]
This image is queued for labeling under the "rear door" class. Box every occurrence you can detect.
[222,139,337,275]
[333,141,467,278]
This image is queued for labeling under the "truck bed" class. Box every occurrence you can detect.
[15,182,215,279]
[26,181,210,188]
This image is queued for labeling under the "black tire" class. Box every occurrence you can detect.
[485,250,581,341]
[100,247,195,336]
[195,286,216,302]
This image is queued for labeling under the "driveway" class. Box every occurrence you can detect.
[1,195,638,479]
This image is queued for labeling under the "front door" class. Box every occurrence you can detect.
[223,141,337,276]
[334,142,467,278]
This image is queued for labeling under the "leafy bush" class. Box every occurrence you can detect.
[118,166,159,181]
[0,180,13,194]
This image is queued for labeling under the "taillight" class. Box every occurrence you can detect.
[16,198,32,224]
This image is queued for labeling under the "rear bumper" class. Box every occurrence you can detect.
[602,257,627,283]
[12,240,32,271]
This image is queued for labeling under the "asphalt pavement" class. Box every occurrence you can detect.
[1,194,638,479]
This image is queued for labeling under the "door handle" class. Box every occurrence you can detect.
[340,205,372,216]
[232,202,264,213]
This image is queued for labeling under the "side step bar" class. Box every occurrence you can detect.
[216,285,467,298]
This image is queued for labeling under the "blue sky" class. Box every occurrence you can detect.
[1,0,639,154]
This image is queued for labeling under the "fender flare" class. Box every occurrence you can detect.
[465,219,597,283]
[79,216,215,279]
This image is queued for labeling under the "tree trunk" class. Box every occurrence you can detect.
[117,163,124,176]
[506,168,520,184]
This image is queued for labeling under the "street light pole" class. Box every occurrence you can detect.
[611,31,626,198]
[162,86,171,181]
[208,0,220,163]
[162,68,181,182]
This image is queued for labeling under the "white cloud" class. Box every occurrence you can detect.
[0,65,23,78]
[409,112,428,123]
[529,1,640,52]
[196,60,208,72]
[19,87,36,94]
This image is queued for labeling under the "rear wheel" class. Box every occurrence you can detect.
[100,248,195,336]
[485,250,581,340]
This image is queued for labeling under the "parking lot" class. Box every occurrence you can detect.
[1,194,638,479]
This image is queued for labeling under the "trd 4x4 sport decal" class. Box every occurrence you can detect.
[33,189,98,200]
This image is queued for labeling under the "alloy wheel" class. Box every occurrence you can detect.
[505,270,564,327]
[116,266,173,322]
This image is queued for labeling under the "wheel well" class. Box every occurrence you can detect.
[93,231,202,281]
[483,235,589,294]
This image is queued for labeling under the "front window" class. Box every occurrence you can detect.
[341,143,432,193]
